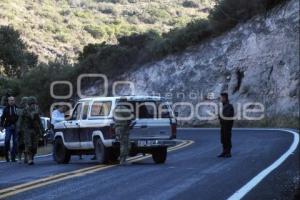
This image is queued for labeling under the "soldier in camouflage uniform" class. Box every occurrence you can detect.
[16,97,29,163]
[113,100,135,165]
[23,96,43,165]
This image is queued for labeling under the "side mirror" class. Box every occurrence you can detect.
[64,114,71,120]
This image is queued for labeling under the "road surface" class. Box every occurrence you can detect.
[0,128,299,200]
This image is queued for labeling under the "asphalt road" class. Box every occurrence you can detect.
[0,128,299,200]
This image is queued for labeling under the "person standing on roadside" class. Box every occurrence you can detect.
[218,93,234,158]
[113,99,135,165]
[0,96,18,162]
[23,96,43,165]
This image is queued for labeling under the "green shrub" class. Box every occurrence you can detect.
[0,26,38,78]
[96,0,127,3]
[98,6,117,14]
[74,11,92,18]
[78,42,107,61]
[54,32,70,43]
[59,9,71,16]
[84,25,106,39]
[20,61,73,112]
[182,1,199,8]
[0,77,21,98]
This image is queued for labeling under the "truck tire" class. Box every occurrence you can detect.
[53,137,71,164]
[94,137,109,164]
[152,147,167,164]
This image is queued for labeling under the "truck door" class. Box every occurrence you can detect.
[63,103,82,149]
[78,101,93,149]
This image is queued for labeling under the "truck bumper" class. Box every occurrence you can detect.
[112,139,177,148]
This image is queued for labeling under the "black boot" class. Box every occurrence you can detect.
[224,148,232,158]
[24,152,28,164]
[217,148,226,158]
[224,154,231,158]
[217,152,225,158]
[28,152,34,165]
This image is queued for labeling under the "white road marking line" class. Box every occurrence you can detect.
[0,140,193,198]
[1,128,298,199]
[227,128,299,200]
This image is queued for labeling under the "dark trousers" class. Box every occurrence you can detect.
[5,125,17,160]
[220,125,232,154]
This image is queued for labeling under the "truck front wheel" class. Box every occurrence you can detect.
[94,138,109,164]
[152,147,167,164]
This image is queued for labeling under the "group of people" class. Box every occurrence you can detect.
[0,96,43,165]
[0,92,234,166]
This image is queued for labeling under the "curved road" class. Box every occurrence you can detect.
[0,128,299,200]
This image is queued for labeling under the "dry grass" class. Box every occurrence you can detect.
[0,0,214,62]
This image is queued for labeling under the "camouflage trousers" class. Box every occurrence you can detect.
[116,127,130,161]
[17,130,25,152]
[24,129,39,156]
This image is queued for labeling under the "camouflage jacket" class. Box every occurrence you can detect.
[16,107,26,133]
[23,106,44,136]
[113,105,134,128]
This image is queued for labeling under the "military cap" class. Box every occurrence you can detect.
[27,96,38,105]
[20,96,29,107]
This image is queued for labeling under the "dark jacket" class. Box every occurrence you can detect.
[0,105,18,128]
[219,102,234,127]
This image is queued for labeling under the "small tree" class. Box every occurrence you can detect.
[0,26,38,78]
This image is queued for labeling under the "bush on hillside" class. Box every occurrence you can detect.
[182,1,199,8]
[0,26,38,78]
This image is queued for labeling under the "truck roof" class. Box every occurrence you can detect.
[79,96,165,102]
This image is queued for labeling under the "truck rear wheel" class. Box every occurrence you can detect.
[94,138,109,164]
[53,137,71,164]
[152,147,167,164]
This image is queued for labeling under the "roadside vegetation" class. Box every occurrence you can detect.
[0,0,213,62]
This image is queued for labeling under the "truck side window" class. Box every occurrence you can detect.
[91,101,112,116]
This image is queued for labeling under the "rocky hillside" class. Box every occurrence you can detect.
[0,0,214,62]
[110,0,299,126]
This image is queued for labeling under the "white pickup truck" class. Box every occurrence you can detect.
[53,96,177,164]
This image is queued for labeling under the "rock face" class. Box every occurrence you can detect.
[107,0,299,125]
